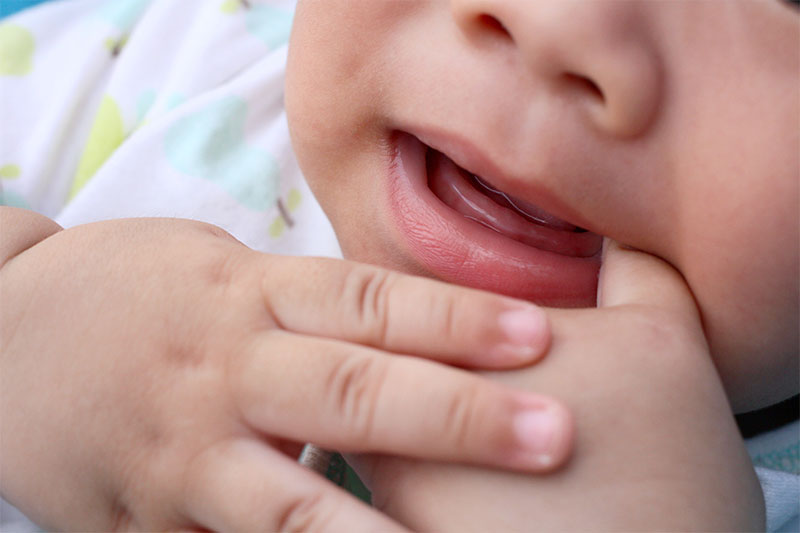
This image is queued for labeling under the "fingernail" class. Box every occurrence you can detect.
[513,406,562,467]
[495,306,549,361]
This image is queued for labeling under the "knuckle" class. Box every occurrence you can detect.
[442,380,482,450]
[109,500,134,532]
[203,249,247,292]
[414,279,460,341]
[196,221,240,243]
[164,317,210,369]
[344,266,398,346]
[440,291,460,342]
[417,282,462,343]
[278,491,331,533]
[326,354,387,442]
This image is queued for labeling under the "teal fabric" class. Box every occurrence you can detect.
[0,0,54,19]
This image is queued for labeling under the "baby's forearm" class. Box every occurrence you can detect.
[0,207,62,268]
[362,309,765,531]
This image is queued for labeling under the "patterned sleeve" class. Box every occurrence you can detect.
[0,0,155,216]
[1,0,338,257]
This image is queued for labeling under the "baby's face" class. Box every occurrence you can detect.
[286,0,799,412]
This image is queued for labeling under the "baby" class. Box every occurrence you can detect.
[0,0,797,531]
[287,0,798,529]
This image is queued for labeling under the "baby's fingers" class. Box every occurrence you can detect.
[229,331,572,471]
[597,239,700,320]
[258,256,550,368]
[183,439,405,532]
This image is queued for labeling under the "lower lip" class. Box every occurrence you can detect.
[386,132,600,307]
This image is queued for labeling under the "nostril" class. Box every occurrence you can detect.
[563,73,605,103]
[477,14,512,42]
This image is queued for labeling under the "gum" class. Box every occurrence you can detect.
[425,147,601,257]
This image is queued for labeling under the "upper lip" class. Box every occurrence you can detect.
[407,126,588,233]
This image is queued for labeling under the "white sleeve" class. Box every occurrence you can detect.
[0,0,333,261]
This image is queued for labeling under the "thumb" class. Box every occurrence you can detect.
[597,239,700,321]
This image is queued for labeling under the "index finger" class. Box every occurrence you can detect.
[255,255,551,369]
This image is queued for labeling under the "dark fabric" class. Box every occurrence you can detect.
[737,395,800,439]
[325,453,372,504]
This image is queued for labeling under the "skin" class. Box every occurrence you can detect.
[286,0,800,414]
[356,241,766,531]
[0,1,794,530]
[285,0,797,529]
[0,209,572,531]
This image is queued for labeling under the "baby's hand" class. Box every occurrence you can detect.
[356,240,763,531]
[0,212,571,532]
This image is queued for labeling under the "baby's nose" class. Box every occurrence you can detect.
[448,0,664,139]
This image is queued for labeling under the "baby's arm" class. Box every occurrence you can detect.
[0,211,578,531]
[359,242,765,531]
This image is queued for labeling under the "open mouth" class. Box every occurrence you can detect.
[424,145,601,257]
[386,131,601,306]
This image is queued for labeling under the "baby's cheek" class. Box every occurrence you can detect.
[679,240,798,412]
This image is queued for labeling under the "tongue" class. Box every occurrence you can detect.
[426,149,600,257]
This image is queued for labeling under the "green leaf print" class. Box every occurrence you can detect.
[104,34,129,57]
[70,96,125,199]
[0,24,34,76]
[164,96,280,211]
[0,164,21,179]
[219,0,293,49]
[220,0,242,14]
[0,186,29,208]
[269,188,302,239]
[100,0,152,31]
